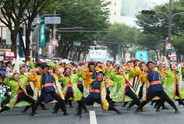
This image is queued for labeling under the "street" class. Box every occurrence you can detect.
[0,102,184,124]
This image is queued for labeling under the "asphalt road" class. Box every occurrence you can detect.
[0,102,184,124]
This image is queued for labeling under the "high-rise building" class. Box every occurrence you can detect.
[104,0,122,24]
[120,0,149,26]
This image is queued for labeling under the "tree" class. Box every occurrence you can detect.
[0,0,30,54]
[136,0,184,57]
[22,0,55,60]
[173,34,184,61]
[42,0,109,60]
[101,24,140,61]
[0,0,58,59]
[137,33,163,60]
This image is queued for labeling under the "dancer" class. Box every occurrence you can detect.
[0,73,35,113]
[29,65,67,116]
[135,61,180,114]
[79,72,121,115]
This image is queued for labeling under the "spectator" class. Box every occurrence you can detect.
[0,61,5,70]
[5,62,12,77]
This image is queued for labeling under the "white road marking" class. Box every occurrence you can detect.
[90,111,98,124]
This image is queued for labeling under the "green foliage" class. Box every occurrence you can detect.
[173,34,184,55]
[102,23,139,44]
[101,23,140,59]
[42,0,110,58]
[136,0,184,56]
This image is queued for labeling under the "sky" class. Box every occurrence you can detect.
[150,0,169,5]
[121,0,170,27]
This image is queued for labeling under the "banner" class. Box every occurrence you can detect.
[135,51,148,62]
[89,50,107,59]
[39,20,46,47]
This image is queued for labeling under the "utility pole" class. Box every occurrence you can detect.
[168,0,172,42]
[141,0,184,58]
[53,10,56,40]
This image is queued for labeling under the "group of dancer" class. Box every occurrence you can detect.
[0,58,184,116]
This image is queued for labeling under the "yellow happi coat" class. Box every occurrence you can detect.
[82,71,94,97]
[97,78,113,110]
[27,73,64,101]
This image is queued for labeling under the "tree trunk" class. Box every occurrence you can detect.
[10,30,18,55]
[24,20,33,61]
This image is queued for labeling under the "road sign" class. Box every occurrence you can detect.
[44,17,61,24]
[50,39,58,46]
[166,43,172,49]
[169,55,177,62]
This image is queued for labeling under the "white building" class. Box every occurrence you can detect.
[104,0,122,24]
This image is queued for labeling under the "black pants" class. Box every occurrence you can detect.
[54,92,73,112]
[31,92,66,114]
[157,90,184,110]
[126,90,141,108]
[0,94,35,113]
[22,90,46,112]
[80,97,120,114]
[175,90,184,105]
[1,96,10,108]
[136,91,178,112]
[54,92,85,113]
[65,92,73,107]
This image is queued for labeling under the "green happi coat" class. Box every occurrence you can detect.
[107,70,135,102]
[104,70,117,100]
[4,75,31,108]
[58,74,83,101]
[162,70,184,99]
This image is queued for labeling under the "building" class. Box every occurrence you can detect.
[0,21,11,49]
[104,0,122,24]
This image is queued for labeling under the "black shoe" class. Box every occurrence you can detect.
[156,108,160,112]
[42,108,48,110]
[84,110,89,113]
[114,108,121,114]
[122,104,126,107]
[150,102,154,106]
[75,112,81,116]
[63,111,69,116]
[29,113,34,116]
[154,105,157,108]
[134,110,139,114]
[52,111,57,114]
[21,110,26,113]
[126,107,131,111]
[116,111,122,115]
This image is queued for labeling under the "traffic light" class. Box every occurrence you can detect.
[141,10,156,15]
